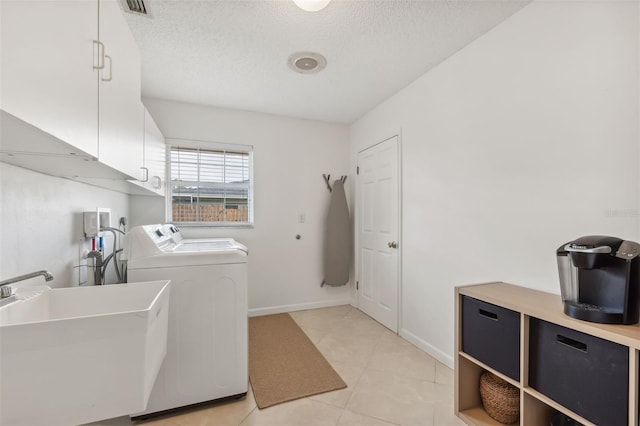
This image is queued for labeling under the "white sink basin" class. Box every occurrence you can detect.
[0,281,170,426]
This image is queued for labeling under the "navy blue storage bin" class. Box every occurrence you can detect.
[461,296,520,381]
[529,318,628,426]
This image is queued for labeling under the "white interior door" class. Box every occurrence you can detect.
[357,135,400,333]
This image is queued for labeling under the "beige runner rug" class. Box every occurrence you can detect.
[248,313,347,409]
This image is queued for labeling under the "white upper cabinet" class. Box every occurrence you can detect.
[0,0,99,158]
[0,0,146,185]
[140,107,167,196]
[97,0,144,181]
[79,105,165,196]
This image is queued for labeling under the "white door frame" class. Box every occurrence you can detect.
[355,132,402,333]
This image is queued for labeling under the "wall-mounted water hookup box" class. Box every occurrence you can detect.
[84,208,111,237]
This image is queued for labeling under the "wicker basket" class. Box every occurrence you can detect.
[479,371,520,424]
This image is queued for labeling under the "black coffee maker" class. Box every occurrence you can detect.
[557,235,640,324]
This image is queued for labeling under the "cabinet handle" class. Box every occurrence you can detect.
[152,176,162,189]
[140,167,149,182]
[478,308,498,321]
[556,334,587,353]
[101,55,113,82]
[93,40,105,70]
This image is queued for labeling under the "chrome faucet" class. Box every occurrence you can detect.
[0,270,54,299]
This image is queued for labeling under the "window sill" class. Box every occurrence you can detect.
[171,222,254,229]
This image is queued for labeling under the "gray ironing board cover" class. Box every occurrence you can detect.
[323,180,351,286]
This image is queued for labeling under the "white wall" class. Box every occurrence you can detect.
[0,163,129,288]
[350,0,640,367]
[136,98,352,315]
[130,195,165,227]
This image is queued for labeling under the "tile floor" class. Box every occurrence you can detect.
[92,305,464,426]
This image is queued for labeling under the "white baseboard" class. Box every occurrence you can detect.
[400,328,454,369]
[248,298,353,317]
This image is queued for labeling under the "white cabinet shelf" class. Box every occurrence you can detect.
[0,111,131,181]
[455,282,640,426]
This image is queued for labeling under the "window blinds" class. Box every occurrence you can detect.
[169,146,252,224]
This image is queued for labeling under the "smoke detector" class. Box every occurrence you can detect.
[288,52,327,74]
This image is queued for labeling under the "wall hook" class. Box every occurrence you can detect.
[323,174,333,192]
[323,174,348,193]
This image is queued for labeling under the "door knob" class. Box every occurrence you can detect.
[388,241,397,249]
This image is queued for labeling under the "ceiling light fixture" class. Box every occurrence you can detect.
[292,0,331,12]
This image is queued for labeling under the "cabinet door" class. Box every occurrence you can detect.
[0,0,99,157]
[97,0,144,180]
[142,108,166,195]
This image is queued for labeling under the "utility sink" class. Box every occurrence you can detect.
[0,281,170,426]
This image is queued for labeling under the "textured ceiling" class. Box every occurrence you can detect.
[125,0,530,124]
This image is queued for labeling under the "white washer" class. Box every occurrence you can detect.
[125,224,248,419]
[157,223,239,251]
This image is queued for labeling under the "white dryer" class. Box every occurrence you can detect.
[125,224,248,419]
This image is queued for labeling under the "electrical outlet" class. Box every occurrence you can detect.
[298,213,306,223]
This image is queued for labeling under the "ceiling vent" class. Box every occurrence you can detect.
[288,52,327,75]
[122,0,149,16]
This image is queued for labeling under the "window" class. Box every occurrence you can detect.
[167,139,253,226]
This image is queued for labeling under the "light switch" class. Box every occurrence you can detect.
[298,213,306,223]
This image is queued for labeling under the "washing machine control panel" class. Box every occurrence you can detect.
[140,225,176,251]
[140,224,186,251]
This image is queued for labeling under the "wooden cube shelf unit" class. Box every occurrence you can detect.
[455,282,640,426]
